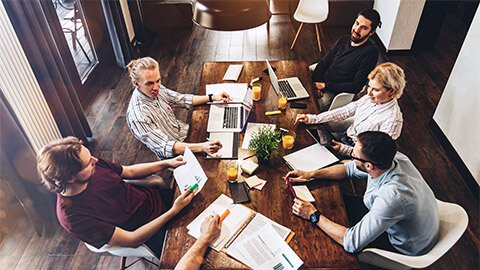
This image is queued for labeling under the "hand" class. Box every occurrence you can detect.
[315,82,326,90]
[172,189,196,214]
[203,141,222,155]
[295,114,308,124]
[213,91,231,102]
[330,140,341,152]
[292,198,317,220]
[167,155,187,168]
[199,214,221,244]
[284,169,312,183]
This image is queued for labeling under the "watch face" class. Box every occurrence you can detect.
[310,212,319,223]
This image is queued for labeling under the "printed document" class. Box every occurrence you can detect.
[206,83,248,103]
[173,147,208,195]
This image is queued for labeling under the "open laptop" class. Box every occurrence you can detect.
[266,59,310,101]
[207,88,253,132]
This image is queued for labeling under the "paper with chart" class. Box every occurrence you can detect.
[226,224,303,270]
[173,147,208,195]
[206,83,248,103]
[242,123,276,149]
[186,194,253,252]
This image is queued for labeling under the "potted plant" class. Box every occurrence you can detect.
[248,126,282,164]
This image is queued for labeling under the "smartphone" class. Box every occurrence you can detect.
[262,67,276,75]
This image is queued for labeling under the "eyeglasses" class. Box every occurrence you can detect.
[349,153,383,166]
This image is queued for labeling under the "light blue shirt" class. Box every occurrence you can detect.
[343,152,439,255]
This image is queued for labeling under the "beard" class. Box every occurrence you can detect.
[351,31,370,44]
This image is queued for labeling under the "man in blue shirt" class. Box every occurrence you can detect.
[285,131,439,255]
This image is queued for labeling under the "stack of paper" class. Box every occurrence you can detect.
[245,175,267,190]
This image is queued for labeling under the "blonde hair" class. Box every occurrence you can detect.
[126,57,159,83]
[37,137,83,193]
[368,62,406,99]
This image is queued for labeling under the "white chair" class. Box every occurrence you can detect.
[326,92,355,132]
[85,243,158,270]
[358,199,469,270]
[290,0,329,52]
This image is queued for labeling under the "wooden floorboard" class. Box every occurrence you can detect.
[0,6,478,270]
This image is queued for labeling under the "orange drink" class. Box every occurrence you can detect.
[225,161,238,183]
[278,96,287,109]
[282,131,296,150]
[252,83,261,101]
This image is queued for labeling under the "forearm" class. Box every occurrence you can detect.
[121,160,171,178]
[192,95,209,105]
[310,164,347,180]
[175,236,211,270]
[172,142,205,155]
[316,214,347,246]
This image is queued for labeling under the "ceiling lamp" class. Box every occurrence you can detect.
[192,0,272,31]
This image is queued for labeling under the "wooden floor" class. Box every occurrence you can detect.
[0,8,478,270]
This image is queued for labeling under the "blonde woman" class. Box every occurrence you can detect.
[126,57,230,159]
[296,62,406,156]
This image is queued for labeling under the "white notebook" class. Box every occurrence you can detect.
[283,144,339,172]
[223,64,243,81]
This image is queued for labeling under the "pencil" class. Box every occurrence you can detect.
[243,153,255,160]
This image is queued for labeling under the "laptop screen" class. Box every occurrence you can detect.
[266,60,280,93]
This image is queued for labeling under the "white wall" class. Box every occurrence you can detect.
[374,0,425,51]
[433,8,480,183]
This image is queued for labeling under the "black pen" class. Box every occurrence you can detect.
[206,137,221,146]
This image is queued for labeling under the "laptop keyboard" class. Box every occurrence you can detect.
[278,80,297,98]
[223,107,239,129]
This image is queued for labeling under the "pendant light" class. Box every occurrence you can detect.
[192,0,272,31]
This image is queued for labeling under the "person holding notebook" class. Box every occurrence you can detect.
[126,57,230,160]
[310,9,381,111]
[284,131,439,256]
[296,62,405,157]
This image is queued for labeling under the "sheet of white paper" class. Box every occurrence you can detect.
[187,194,252,252]
[292,185,315,202]
[206,83,248,103]
[172,147,208,195]
[254,180,267,190]
[206,132,235,158]
[244,175,263,189]
[283,143,339,172]
[242,123,276,149]
[228,224,303,270]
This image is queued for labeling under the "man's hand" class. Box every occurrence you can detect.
[330,140,341,152]
[292,198,317,220]
[213,91,231,102]
[171,190,195,214]
[295,114,309,124]
[199,214,221,244]
[285,169,312,183]
[166,155,187,168]
[315,82,326,97]
[203,141,222,155]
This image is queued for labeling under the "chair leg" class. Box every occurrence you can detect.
[120,256,126,270]
[290,22,304,50]
[315,24,322,52]
[319,23,325,40]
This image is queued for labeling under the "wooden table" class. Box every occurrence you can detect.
[159,61,359,269]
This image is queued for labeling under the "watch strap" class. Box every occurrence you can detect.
[208,94,213,102]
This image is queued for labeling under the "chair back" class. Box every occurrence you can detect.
[85,243,157,259]
[294,0,329,23]
[358,199,468,269]
[328,93,355,111]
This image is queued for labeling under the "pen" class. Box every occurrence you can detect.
[243,153,255,160]
[280,128,289,133]
[286,177,297,198]
[206,137,221,146]
[265,110,281,116]
[219,209,230,223]
[282,253,294,268]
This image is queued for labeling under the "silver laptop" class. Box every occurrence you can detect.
[266,59,310,101]
[207,88,253,132]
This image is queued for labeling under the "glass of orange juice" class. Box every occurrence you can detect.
[278,94,287,110]
[225,161,238,183]
[282,130,296,150]
[252,83,261,101]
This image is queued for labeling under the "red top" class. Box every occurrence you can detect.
[56,158,163,248]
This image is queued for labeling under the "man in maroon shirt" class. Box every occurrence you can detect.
[37,136,195,258]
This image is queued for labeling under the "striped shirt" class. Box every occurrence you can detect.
[306,95,403,155]
[126,86,193,159]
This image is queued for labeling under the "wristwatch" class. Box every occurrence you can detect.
[310,211,321,224]
[208,94,213,102]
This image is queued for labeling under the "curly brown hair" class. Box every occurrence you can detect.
[37,136,83,193]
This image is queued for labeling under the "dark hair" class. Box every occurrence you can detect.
[358,9,382,32]
[357,131,396,170]
[37,136,84,193]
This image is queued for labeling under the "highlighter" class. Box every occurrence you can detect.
[265,110,281,116]
[185,183,198,195]
[219,209,230,223]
